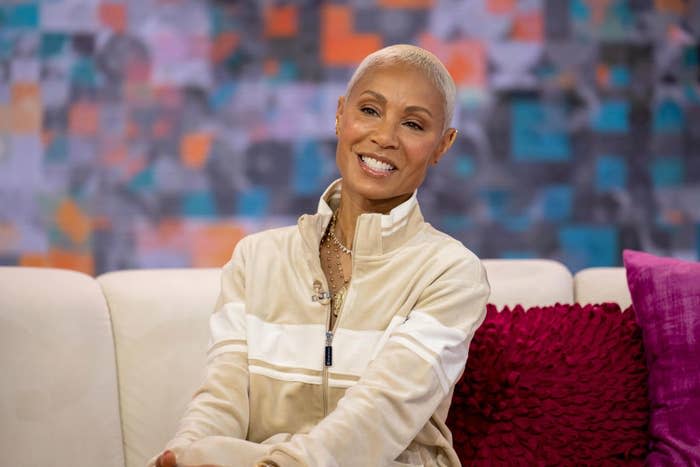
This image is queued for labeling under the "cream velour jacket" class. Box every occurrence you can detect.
[155,180,490,467]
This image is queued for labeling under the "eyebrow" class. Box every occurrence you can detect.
[360,90,434,118]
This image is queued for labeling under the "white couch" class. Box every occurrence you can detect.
[0,260,632,467]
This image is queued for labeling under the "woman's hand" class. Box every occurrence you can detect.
[155,450,223,467]
[155,450,177,467]
[155,450,178,467]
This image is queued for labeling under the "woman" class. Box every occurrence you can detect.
[152,44,490,467]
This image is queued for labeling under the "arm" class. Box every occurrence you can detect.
[258,253,490,467]
[149,241,251,466]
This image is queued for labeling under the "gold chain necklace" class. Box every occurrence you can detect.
[328,213,352,255]
[322,211,351,317]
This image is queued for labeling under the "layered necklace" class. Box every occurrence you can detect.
[321,210,352,318]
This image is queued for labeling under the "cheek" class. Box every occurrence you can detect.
[404,140,440,170]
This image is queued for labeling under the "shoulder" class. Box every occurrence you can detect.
[421,223,481,268]
[226,225,299,264]
[416,224,487,284]
[239,225,298,247]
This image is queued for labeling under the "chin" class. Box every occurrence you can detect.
[343,175,412,204]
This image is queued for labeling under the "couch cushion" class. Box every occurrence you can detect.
[482,259,573,307]
[0,267,124,467]
[448,302,649,465]
[574,267,631,308]
[623,250,700,466]
[98,268,220,467]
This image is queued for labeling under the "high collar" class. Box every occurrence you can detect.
[297,179,425,257]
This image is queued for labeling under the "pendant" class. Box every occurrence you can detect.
[333,286,346,317]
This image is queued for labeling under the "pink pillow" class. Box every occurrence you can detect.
[623,249,700,466]
[448,303,649,465]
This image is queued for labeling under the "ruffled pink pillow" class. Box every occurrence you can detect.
[447,303,649,465]
[623,250,700,466]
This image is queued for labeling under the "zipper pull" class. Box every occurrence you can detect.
[325,331,333,366]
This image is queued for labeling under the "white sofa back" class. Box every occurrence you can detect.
[0,261,631,467]
[0,268,125,467]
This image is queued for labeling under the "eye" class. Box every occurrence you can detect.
[360,106,379,116]
[403,120,424,131]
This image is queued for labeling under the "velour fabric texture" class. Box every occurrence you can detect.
[447,303,649,466]
[623,249,700,466]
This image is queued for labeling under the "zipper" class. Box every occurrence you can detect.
[322,289,332,416]
[313,278,332,416]
[322,252,355,416]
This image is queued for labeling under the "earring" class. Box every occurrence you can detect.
[335,117,339,135]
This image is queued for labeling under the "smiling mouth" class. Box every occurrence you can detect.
[358,154,397,174]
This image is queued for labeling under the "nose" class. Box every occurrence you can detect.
[371,118,399,150]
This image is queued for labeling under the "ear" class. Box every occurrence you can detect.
[431,128,458,165]
[335,96,345,136]
[336,96,345,120]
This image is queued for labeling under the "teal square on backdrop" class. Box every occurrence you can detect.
[542,185,572,222]
[559,225,618,271]
[128,167,155,193]
[237,187,269,217]
[293,140,324,196]
[511,99,571,161]
[8,4,38,28]
[610,66,631,87]
[454,155,474,177]
[596,155,627,192]
[591,100,629,133]
[183,190,217,217]
[41,33,68,58]
[651,158,684,187]
[653,100,684,132]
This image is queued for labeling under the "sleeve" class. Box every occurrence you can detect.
[257,253,490,467]
[146,240,251,466]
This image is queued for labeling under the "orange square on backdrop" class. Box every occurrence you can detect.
[181,132,212,169]
[264,59,280,76]
[11,82,41,133]
[322,5,353,39]
[211,32,240,63]
[654,0,687,13]
[323,36,383,66]
[0,223,19,252]
[264,5,298,38]
[511,10,544,42]
[420,35,486,88]
[55,198,92,245]
[321,6,382,67]
[487,0,516,13]
[191,223,247,268]
[19,253,50,268]
[48,248,94,275]
[99,3,127,32]
[69,102,99,135]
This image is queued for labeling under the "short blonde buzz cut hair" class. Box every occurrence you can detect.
[344,44,457,133]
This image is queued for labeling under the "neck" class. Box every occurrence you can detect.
[334,185,412,250]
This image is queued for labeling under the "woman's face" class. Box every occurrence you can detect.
[335,63,456,210]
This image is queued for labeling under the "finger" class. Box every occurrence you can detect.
[158,450,177,467]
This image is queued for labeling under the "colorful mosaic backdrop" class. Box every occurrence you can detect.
[0,0,698,275]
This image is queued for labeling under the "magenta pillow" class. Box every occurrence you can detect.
[623,249,700,466]
[447,303,649,465]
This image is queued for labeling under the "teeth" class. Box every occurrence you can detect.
[361,155,395,172]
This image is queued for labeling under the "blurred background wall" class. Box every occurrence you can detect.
[0,0,698,275]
